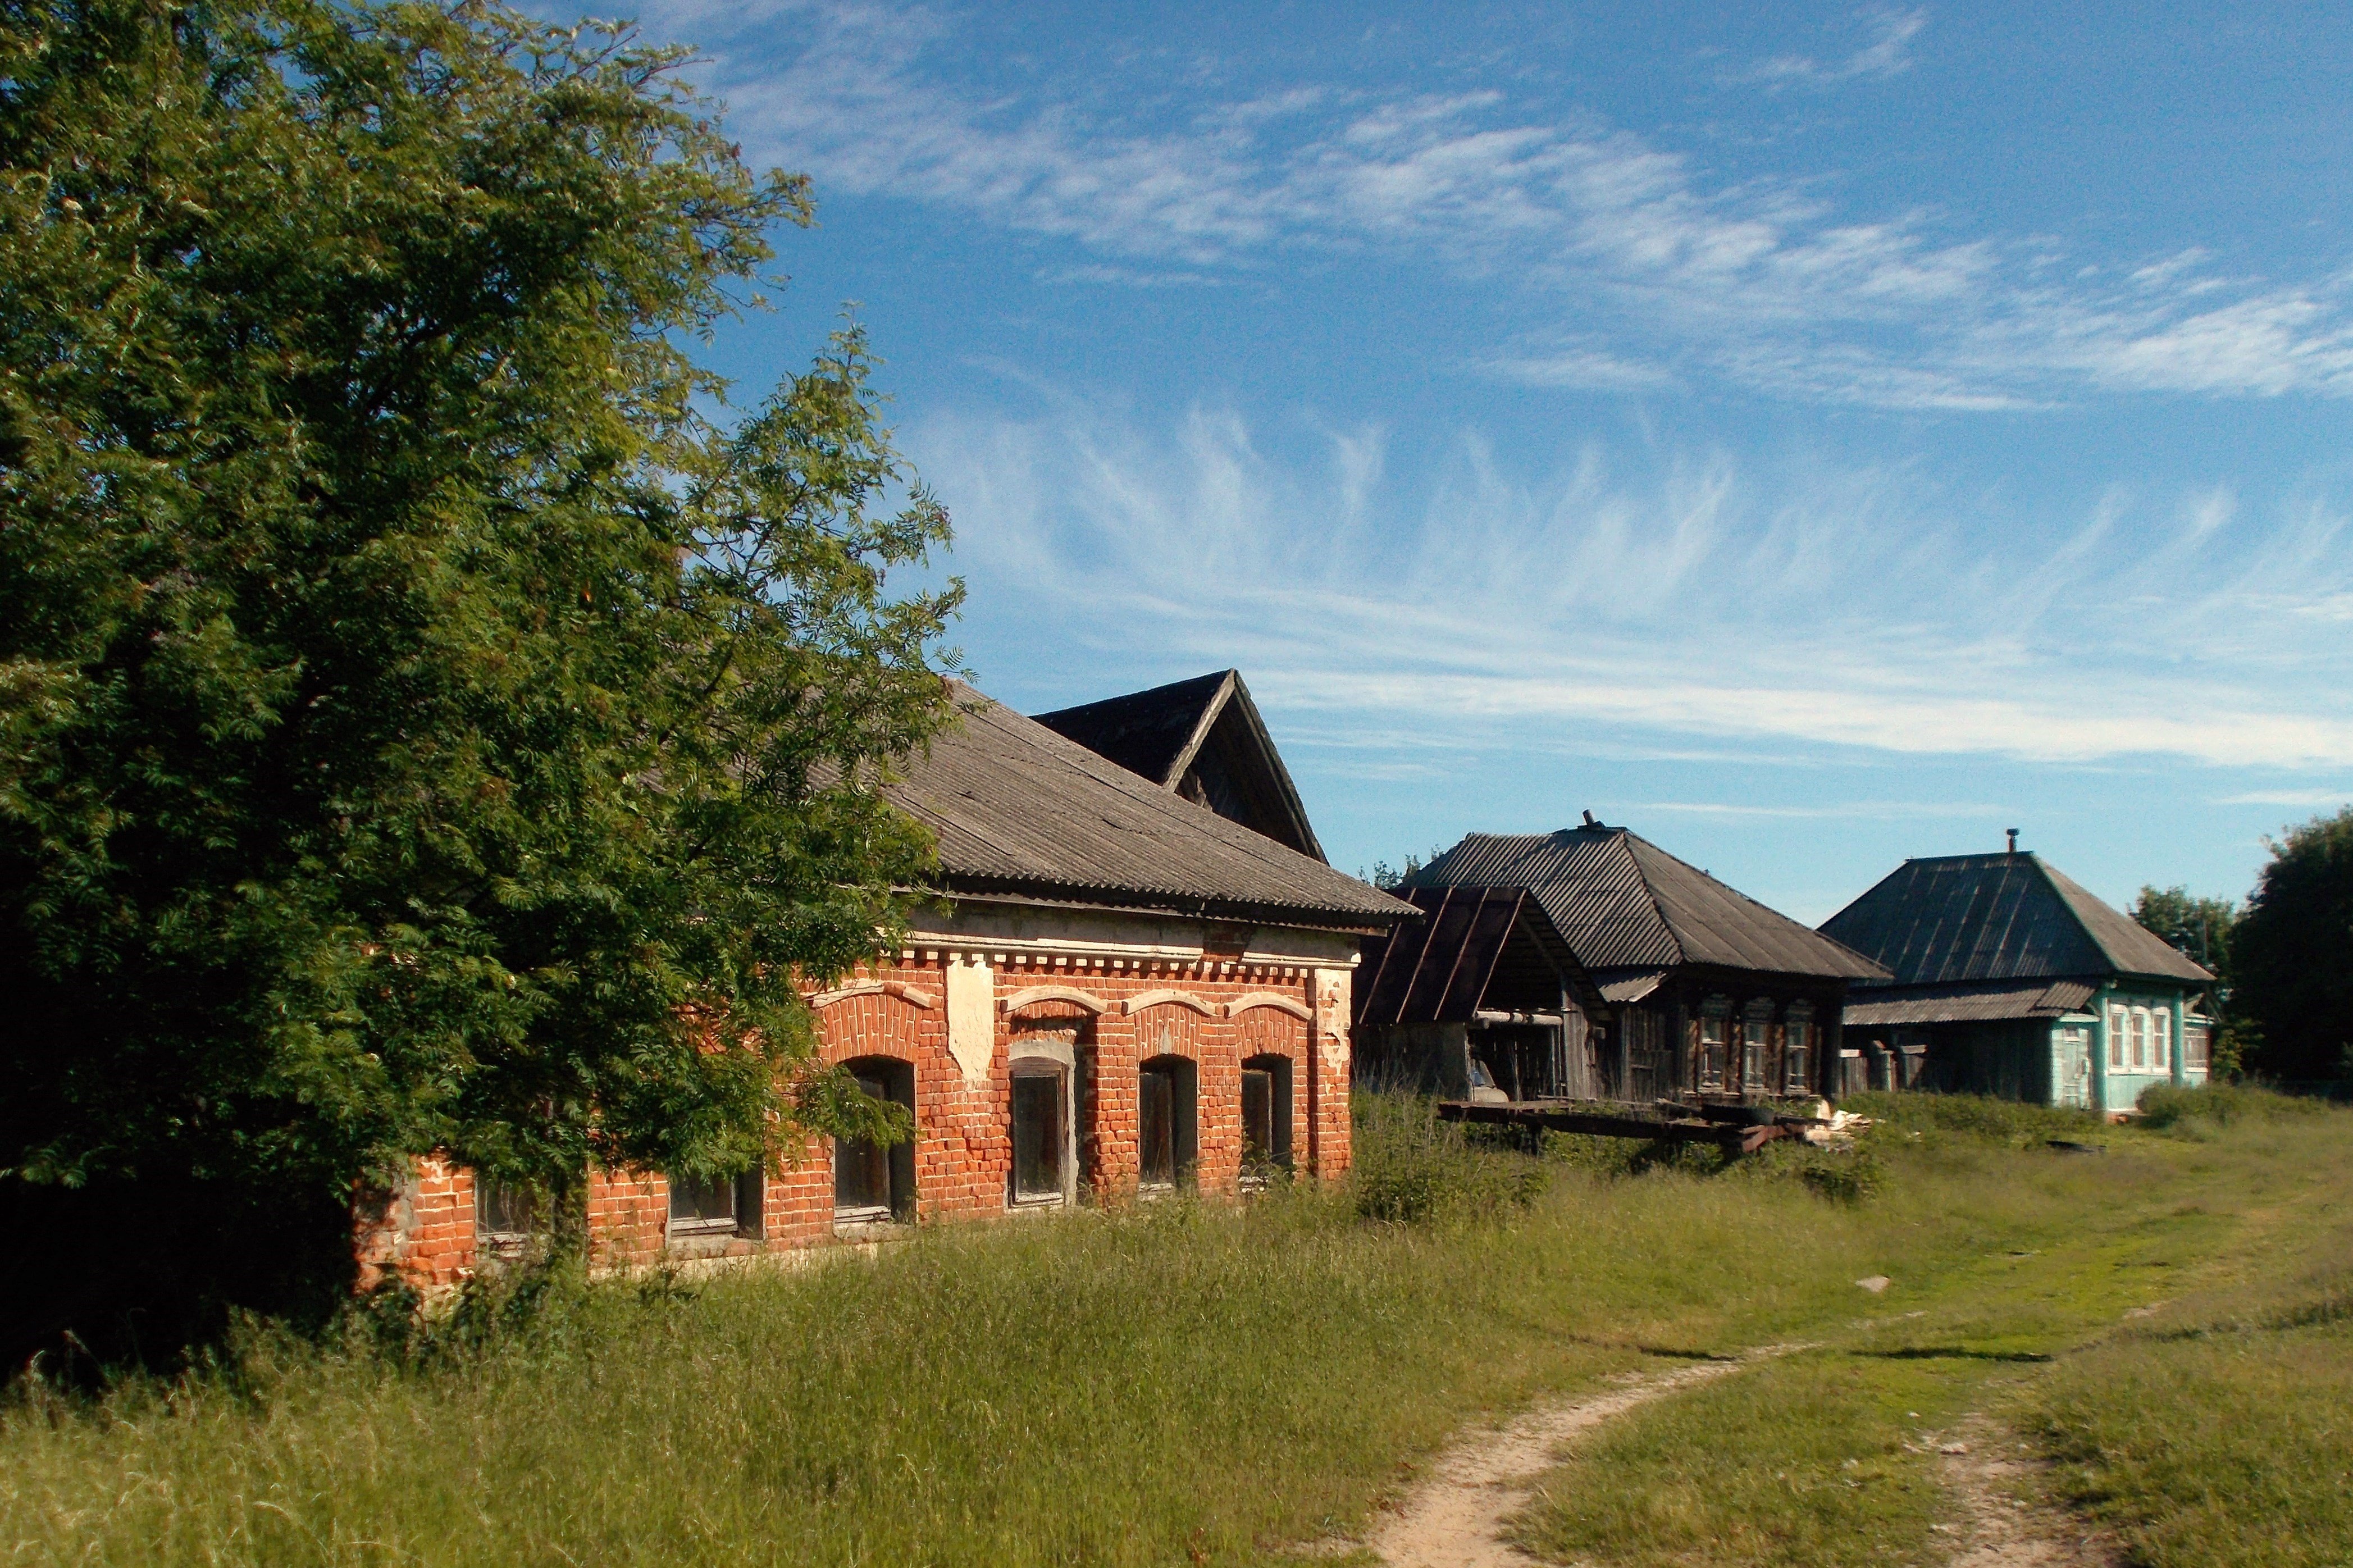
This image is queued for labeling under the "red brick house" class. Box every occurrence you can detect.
[361,685,1412,1287]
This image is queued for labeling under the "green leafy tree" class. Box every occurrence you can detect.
[2233,809,2353,1083]
[1,0,956,1345]
[2129,886,2236,983]
[2131,885,2244,1074]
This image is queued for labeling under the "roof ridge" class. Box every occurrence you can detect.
[1598,827,1688,968]
[1158,668,1238,789]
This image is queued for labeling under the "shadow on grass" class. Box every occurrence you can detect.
[1852,1346,2055,1363]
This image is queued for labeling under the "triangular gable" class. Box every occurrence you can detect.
[1034,670,1325,860]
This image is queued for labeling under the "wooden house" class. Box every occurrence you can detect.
[1353,886,1610,1101]
[1820,849,2217,1111]
[1403,822,1887,1103]
[360,684,1413,1288]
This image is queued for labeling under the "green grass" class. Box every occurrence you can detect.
[5,1094,2351,1566]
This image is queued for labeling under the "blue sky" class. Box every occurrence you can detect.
[641,0,2353,922]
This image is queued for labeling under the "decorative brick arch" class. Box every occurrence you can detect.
[1130,1001,1207,1060]
[816,990,929,1066]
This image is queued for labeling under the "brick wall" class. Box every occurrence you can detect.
[355,939,1358,1292]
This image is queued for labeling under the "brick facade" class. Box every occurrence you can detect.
[358,917,1361,1292]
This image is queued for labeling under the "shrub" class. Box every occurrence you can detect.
[1349,1094,1548,1224]
[1841,1091,2105,1148]
[2137,1082,2327,1131]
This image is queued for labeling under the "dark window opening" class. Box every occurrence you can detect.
[1011,1063,1070,1205]
[1240,1055,1293,1186]
[834,1056,916,1223]
[477,1178,544,1241]
[671,1168,763,1240]
[1137,1055,1199,1189]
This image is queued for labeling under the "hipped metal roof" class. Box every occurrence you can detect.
[1033,669,1326,860]
[1841,979,2100,1028]
[1353,886,1605,1028]
[1411,827,1889,982]
[882,685,1413,930]
[1820,853,2213,988]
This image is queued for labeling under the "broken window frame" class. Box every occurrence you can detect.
[833,1055,917,1225]
[1239,1053,1294,1188]
[476,1177,546,1246]
[1009,1056,1074,1207]
[669,1168,763,1241]
[1137,1054,1199,1192]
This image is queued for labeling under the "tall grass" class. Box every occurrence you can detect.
[5,1094,2349,1566]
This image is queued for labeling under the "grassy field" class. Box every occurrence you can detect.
[4,1088,2348,1566]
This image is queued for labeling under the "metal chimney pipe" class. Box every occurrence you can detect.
[2006,827,2020,856]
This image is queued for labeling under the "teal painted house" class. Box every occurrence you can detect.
[1820,852,2217,1114]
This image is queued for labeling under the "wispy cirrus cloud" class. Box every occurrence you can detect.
[1733,7,1931,89]
[912,395,2353,771]
[656,0,2353,411]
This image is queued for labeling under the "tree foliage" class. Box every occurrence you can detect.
[0,0,959,1264]
[2129,885,2237,987]
[2233,809,2353,1082]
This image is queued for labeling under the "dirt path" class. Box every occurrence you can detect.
[1317,1359,2118,1568]
[1329,1357,1749,1568]
[1935,1415,2121,1568]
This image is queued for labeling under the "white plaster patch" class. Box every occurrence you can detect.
[945,954,996,1086]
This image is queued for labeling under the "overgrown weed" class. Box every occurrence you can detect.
[2135,1080,2325,1131]
[1843,1090,2107,1148]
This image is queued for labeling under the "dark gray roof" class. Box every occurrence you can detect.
[1842,979,2099,1028]
[1033,671,1229,787]
[1820,854,2213,988]
[1354,886,1604,1027]
[1412,828,1887,981]
[1033,669,1325,860]
[884,685,1410,929]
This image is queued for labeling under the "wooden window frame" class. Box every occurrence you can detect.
[833,1056,917,1226]
[1009,1058,1074,1208]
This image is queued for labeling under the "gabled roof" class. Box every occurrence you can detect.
[1353,886,1605,1028]
[1411,827,1887,981]
[882,685,1410,930]
[1820,853,2214,988]
[1033,669,1325,860]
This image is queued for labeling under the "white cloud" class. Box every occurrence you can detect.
[2216,788,2353,808]
[1629,799,2007,819]
[1738,8,1931,88]
[913,398,2353,771]
[661,1,2353,411]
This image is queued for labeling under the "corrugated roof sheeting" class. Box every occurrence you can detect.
[1414,828,1886,979]
[1842,978,2100,1026]
[1597,968,1671,1004]
[884,686,1411,925]
[1822,855,2211,986]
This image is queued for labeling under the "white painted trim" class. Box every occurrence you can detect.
[1223,992,1312,1021]
[1123,990,1218,1017]
[808,980,940,1010]
[999,985,1112,1016]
